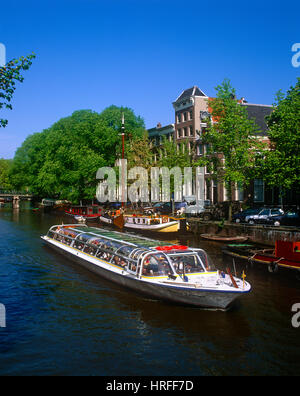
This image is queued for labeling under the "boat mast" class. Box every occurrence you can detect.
[121,113,125,208]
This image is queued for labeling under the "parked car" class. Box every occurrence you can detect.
[257,210,300,227]
[232,208,263,223]
[247,207,284,225]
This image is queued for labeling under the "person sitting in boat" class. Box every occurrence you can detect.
[120,259,127,268]
[142,256,158,275]
[113,256,121,267]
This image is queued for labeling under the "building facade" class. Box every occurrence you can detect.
[148,85,298,208]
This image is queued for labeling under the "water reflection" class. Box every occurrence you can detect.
[0,209,300,375]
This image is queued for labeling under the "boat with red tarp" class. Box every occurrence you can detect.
[65,205,102,221]
[222,240,300,273]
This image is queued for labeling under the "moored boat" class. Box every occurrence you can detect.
[100,213,180,233]
[41,224,251,310]
[222,240,300,273]
[65,205,102,221]
[200,234,248,243]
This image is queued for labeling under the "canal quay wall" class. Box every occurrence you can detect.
[186,219,300,246]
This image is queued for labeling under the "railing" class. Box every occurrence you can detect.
[0,189,33,196]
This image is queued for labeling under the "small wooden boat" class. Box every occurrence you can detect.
[41,224,251,310]
[100,213,180,233]
[222,240,300,273]
[200,234,248,243]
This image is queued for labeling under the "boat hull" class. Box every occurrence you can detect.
[42,236,247,310]
[124,221,179,233]
[200,234,248,243]
[100,216,180,232]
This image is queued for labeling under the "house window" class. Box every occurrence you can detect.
[183,127,188,137]
[189,126,193,136]
[177,113,181,123]
[237,182,244,201]
[254,179,264,202]
[177,129,181,138]
[183,112,187,121]
[189,110,193,120]
[197,144,203,155]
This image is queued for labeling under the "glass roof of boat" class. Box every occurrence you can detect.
[67,226,173,249]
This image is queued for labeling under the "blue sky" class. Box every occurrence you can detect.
[0,0,299,158]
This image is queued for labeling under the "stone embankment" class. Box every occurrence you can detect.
[186,219,300,246]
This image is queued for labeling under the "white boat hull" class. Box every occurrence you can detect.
[124,220,179,232]
[100,216,180,232]
[41,235,250,310]
[100,216,113,224]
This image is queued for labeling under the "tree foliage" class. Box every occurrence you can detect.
[0,158,13,190]
[200,79,267,218]
[9,106,146,202]
[263,78,300,191]
[0,53,36,128]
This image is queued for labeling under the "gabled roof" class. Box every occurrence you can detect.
[174,86,207,103]
[241,103,273,135]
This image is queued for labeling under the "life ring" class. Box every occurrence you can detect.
[162,216,168,224]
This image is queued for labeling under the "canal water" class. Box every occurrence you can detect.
[0,207,299,376]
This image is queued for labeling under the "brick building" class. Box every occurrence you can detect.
[148,85,299,208]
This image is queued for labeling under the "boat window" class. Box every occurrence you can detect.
[101,240,119,252]
[127,260,137,273]
[131,249,148,261]
[88,238,102,248]
[196,250,215,271]
[142,254,173,277]
[74,239,85,250]
[83,245,97,255]
[77,233,93,243]
[96,249,112,261]
[111,255,129,269]
[117,246,136,257]
[48,230,55,239]
[170,254,205,273]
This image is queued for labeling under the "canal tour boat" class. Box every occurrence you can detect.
[100,213,180,233]
[41,224,251,310]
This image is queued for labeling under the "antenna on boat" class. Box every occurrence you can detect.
[232,258,237,276]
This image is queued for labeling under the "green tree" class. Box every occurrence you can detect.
[0,158,13,190]
[0,53,36,128]
[157,137,193,169]
[127,132,153,170]
[9,106,146,203]
[201,79,266,220]
[263,78,300,192]
[95,105,145,166]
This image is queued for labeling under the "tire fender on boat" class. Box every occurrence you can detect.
[268,262,279,273]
